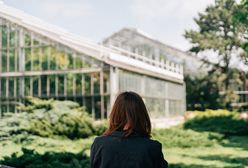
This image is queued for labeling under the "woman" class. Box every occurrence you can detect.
[90,91,168,168]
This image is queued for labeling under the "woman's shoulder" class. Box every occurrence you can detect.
[148,139,162,149]
[93,135,108,143]
[92,133,162,148]
[92,135,114,145]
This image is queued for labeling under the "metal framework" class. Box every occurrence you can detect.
[0,3,186,119]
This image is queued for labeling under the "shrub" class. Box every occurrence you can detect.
[93,120,108,136]
[0,148,90,168]
[152,127,223,148]
[184,109,248,135]
[0,97,96,139]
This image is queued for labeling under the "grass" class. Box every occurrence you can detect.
[153,127,248,168]
[1,127,248,168]
[166,142,248,168]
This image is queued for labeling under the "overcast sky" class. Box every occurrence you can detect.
[3,0,215,51]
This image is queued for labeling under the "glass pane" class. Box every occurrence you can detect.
[1,104,8,113]
[119,70,142,93]
[103,72,110,94]
[145,98,165,118]
[33,76,39,96]
[84,74,91,95]
[67,73,74,96]
[33,48,40,71]
[145,77,165,98]
[50,47,57,70]
[94,96,101,119]
[75,56,82,69]
[15,49,19,71]
[41,47,49,70]
[1,50,7,72]
[68,53,74,69]
[9,49,15,72]
[24,77,31,96]
[56,50,68,70]
[82,56,91,68]
[84,97,92,115]
[25,48,31,71]
[33,38,40,46]
[93,73,100,94]
[41,75,47,97]
[16,78,20,97]
[24,33,31,46]
[58,75,64,96]
[1,25,8,49]
[9,104,15,113]
[75,74,82,96]
[9,78,15,98]
[9,30,16,48]
[49,75,56,96]
[1,78,6,98]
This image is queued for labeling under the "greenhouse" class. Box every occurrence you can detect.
[0,3,185,119]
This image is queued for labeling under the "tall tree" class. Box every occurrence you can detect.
[234,0,248,64]
[185,0,245,107]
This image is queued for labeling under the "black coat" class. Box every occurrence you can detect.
[90,131,168,168]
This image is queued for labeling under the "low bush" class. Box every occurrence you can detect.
[93,121,108,136]
[0,148,90,168]
[152,127,223,148]
[184,109,248,135]
[0,97,96,139]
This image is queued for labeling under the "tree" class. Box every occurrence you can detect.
[234,0,248,64]
[185,0,245,108]
[185,75,222,110]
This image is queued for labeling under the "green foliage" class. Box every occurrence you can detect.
[185,0,246,108]
[0,98,99,167]
[152,127,223,148]
[0,97,96,139]
[0,148,90,168]
[233,0,248,64]
[184,109,248,135]
[185,0,240,56]
[185,75,222,110]
[93,121,108,136]
[185,70,247,111]
[235,0,248,23]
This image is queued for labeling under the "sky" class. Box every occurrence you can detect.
[3,0,215,51]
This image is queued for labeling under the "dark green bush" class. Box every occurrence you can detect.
[0,148,90,168]
[184,109,248,135]
[152,127,223,148]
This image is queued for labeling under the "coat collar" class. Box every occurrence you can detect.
[110,131,146,138]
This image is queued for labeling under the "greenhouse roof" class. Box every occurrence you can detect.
[0,2,184,83]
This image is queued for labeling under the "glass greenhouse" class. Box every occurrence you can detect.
[0,3,185,119]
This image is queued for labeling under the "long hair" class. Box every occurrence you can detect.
[104,91,151,137]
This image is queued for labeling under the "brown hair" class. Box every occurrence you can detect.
[104,91,151,137]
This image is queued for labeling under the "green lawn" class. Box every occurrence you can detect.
[166,137,248,168]
[1,128,248,168]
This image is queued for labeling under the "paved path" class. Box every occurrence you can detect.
[151,116,185,129]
